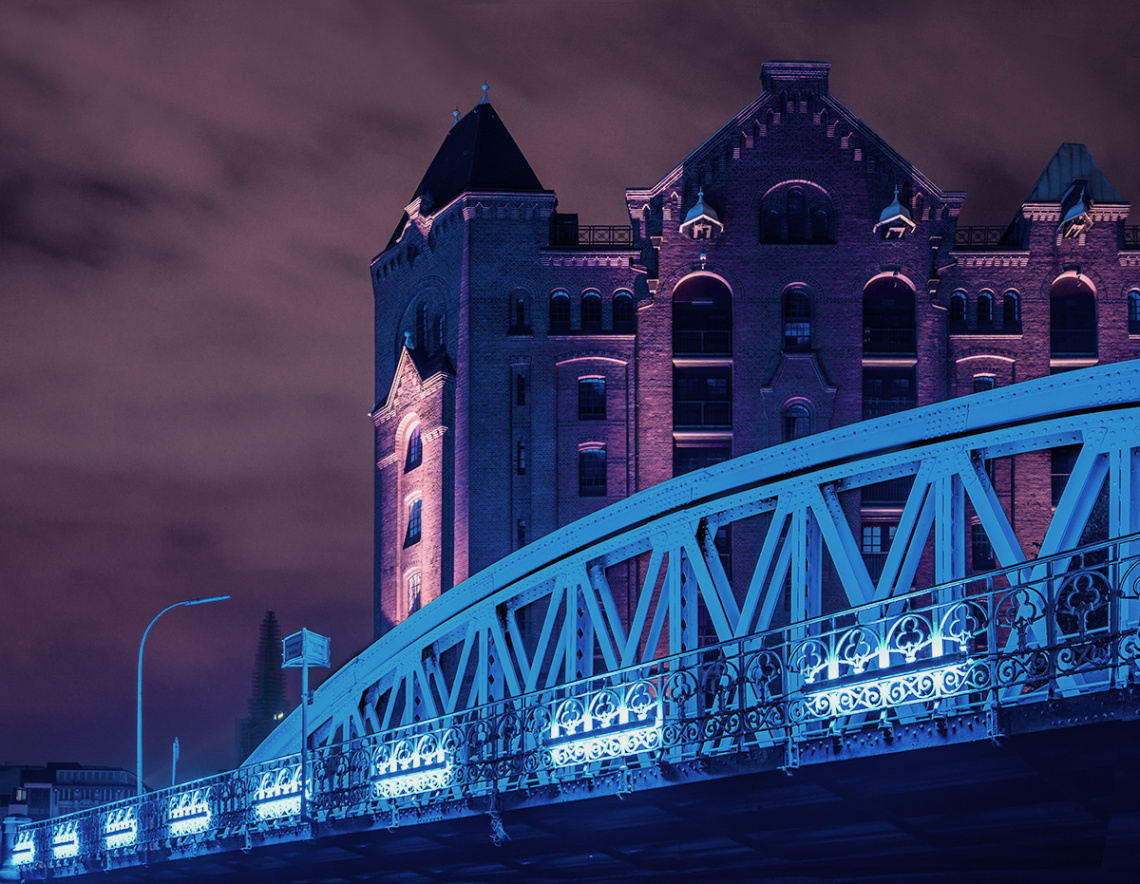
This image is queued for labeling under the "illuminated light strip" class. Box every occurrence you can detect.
[373,761,454,799]
[168,792,211,837]
[11,832,35,866]
[253,795,302,820]
[104,810,138,849]
[51,823,79,860]
[547,722,663,767]
[805,661,970,718]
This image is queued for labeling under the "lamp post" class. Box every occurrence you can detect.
[136,595,230,796]
[282,629,330,823]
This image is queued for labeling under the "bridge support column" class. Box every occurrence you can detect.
[0,816,30,882]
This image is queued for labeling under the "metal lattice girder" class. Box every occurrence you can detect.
[248,360,1140,763]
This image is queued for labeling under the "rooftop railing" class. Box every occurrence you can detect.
[548,224,635,248]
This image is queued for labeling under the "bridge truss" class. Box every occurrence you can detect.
[7,361,1140,880]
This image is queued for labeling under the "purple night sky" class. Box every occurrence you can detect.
[2,2,1138,787]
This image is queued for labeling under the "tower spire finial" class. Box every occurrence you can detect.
[480,81,489,104]
[453,106,460,127]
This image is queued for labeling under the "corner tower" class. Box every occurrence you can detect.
[370,92,554,638]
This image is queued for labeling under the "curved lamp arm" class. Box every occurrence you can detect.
[137,595,230,795]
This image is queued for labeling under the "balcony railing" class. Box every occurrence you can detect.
[549,224,635,248]
[1050,328,1097,358]
[862,397,917,420]
[673,329,732,356]
[674,401,731,427]
[863,327,916,356]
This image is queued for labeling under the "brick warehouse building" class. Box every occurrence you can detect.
[369,61,1140,639]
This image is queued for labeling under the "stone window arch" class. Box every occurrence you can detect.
[613,290,634,332]
[581,291,602,332]
[782,287,812,351]
[977,291,993,325]
[550,290,570,332]
[1003,290,1020,326]
[783,401,813,441]
[950,291,966,323]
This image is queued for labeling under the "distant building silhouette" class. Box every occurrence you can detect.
[0,763,137,820]
[370,61,1140,638]
[236,611,287,763]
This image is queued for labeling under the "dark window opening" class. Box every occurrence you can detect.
[977,293,993,325]
[613,292,634,332]
[861,523,896,581]
[787,188,806,241]
[517,441,526,475]
[784,403,812,441]
[578,377,606,420]
[550,291,570,332]
[405,499,422,546]
[582,292,602,332]
[1003,291,1021,328]
[1050,277,1096,357]
[863,367,916,419]
[674,367,732,428]
[863,276,916,356]
[673,276,732,355]
[950,292,966,324]
[971,523,994,571]
[516,373,526,406]
[782,289,812,350]
[673,442,731,476]
[1052,445,1080,506]
[973,376,996,394]
[406,424,422,470]
[407,571,421,615]
[579,447,607,497]
[517,519,526,548]
[1129,291,1140,335]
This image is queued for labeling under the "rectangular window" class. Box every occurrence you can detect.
[673,442,730,476]
[517,519,526,548]
[971,523,994,571]
[405,498,422,545]
[862,368,916,419]
[972,376,996,394]
[579,447,607,497]
[517,440,526,474]
[861,523,895,581]
[578,377,606,419]
[674,367,732,428]
[516,373,527,406]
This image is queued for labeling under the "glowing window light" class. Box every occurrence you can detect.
[372,735,454,799]
[804,659,970,718]
[51,822,79,860]
[103,808,138,849]
[168,789,211,837]
[547,684,663,766]
[252,764,303,820]
[11,830,35,866]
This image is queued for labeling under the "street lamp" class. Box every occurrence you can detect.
[136,595,230,795]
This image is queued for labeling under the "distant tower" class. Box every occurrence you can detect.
[236,610,287,763]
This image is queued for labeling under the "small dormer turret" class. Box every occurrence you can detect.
[873,185,916,240]
[679,188,724,240]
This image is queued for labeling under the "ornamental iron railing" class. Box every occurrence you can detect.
[548,224,635,248]
[10,534,1140,879]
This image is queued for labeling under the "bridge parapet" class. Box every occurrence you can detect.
[8,534,1140,880]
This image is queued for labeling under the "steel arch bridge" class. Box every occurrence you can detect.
[8,361,1140,882]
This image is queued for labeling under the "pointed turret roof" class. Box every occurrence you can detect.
[387,98,544,247]
[1025,143,1124,204]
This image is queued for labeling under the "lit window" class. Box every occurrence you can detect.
[406,571,421,615]
[579,447,607,497]
[550,291,570,330]
[784,403,811,441]
[406,424,422,470]
[579,377,606,420]
[405,499,421,545]
[582,292,602,331]
[782,289,811,350]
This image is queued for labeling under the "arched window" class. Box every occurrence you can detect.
[977,291,993,325]
[582,291,602,332]
[579,446,607,497]
[762,208,781,243]
[973,376,996,394]
[1003,291,1020,326]
[406,571,422,616]
[787,187,806,241]
[863,275,916,356]
[1049,274,1096,357]
[417,302,429,349]
[405,498,422,546]
[950,291,966,323]
[673,275,732,356]
[406,423,422,470]
[784,403,812,441]
[435,314,446,350]
[811,207,831,243]
[613,291,634,332]
[514,296,526,329]
[1129,290,1140,334]
[782,288,812,351]
[550,290,570,331]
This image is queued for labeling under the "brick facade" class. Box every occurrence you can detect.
[370,62,1139,639]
